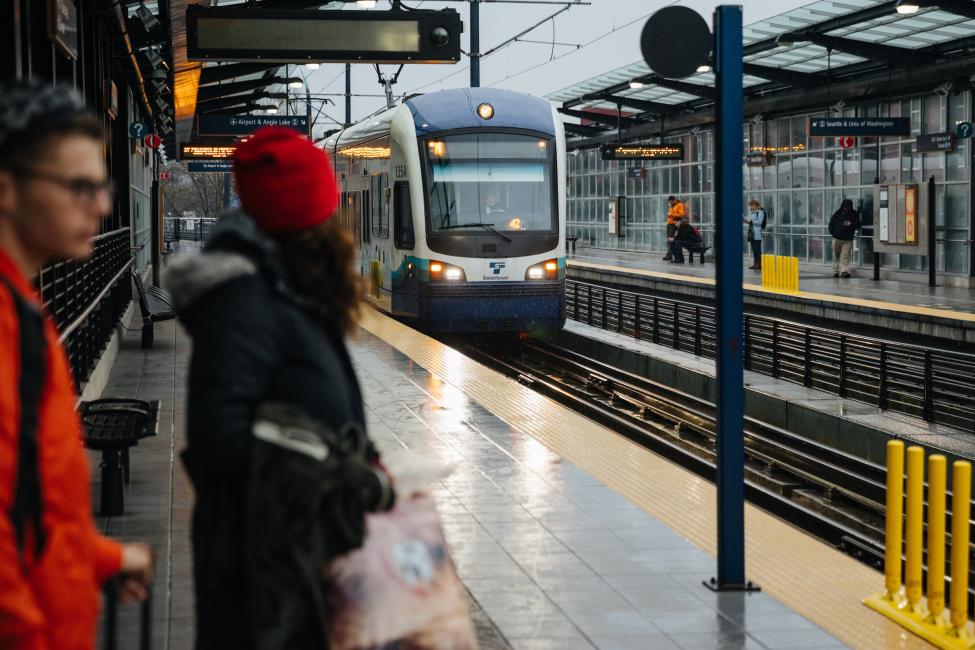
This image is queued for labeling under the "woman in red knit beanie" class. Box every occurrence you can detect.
[164,127,393,650]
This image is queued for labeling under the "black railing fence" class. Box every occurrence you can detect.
[39,228,133,385]
[164,218,217,242]
[567,279,975,432]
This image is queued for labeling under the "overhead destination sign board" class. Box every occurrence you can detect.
[198,114,308,136]
[188,161,233,173]
[745,152,770,167]
[180,143,237,161]
[808,117,910,137]
[187,6,462,64]
[600,143,684,161]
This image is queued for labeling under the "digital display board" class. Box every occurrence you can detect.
[180,144,237,161]
[187,6,462,64]
[600,143,684,161]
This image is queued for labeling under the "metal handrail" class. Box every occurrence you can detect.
[566,278,975,432]
[58,257,134,343]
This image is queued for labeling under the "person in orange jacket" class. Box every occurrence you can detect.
[0,79,153,649]
[663,195,686,261]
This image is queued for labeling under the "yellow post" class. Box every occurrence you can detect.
[903,446,925,615]
[884,440,905,602]
[776,255,784,290]
[792,256,800,291]
[949,461,971,636]
[925,455,947,627]
[761,255,767,287]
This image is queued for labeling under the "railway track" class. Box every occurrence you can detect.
[457,335,975,602]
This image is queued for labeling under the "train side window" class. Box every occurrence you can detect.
[380,173,390,239]
[393,181,414,250]
[360,192,370,245]
[370,176,382,238]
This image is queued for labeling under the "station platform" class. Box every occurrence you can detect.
[89,267,935,649]
[568,247,975,347]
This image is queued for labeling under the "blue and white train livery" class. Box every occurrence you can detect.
[324,87,566,333]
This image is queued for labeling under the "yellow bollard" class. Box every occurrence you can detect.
[925,455,947,627]
[792,257,800,292]
[903,446,925,615]
[776,255,785,290]
[949,461,971,636]
[884,440,906,602]
[761,255,767,287]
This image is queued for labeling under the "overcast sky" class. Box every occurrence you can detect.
[296,0,814,131]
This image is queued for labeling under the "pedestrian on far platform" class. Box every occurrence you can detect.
[828,198,861,278]
[662,195,686,261]
[744,199,766,270]
[0,78,153,650]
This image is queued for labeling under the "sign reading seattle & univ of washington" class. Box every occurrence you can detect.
[808,117,910,137]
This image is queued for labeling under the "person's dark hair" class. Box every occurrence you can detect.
[273,218,363,335]
[841,198,854,211]
[0,114,104,170]
[667,195,676,201]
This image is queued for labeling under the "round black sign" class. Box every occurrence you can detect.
[640,6,711,79]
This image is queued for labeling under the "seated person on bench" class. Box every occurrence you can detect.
[668,215,703,264]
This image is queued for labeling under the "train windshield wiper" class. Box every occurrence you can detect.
[440,222,512,243]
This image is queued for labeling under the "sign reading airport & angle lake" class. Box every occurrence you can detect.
[188,161,233,173]
[198,114,309,136]
[915,132,956,154]
[808,117,910,137]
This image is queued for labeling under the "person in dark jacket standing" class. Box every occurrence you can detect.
[828,199,860,278]
[163,127,393,650]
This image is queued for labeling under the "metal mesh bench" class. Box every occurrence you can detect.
[80,399,160,516]
[132,270,176,349]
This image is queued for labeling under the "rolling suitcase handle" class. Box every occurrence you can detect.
[103,577,152,650]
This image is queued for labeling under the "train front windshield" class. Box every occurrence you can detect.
[424,133,556,233]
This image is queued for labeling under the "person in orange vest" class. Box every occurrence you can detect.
[663,195,686,261]
[0,79,153,650]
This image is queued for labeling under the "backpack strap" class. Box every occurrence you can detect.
[0,277,47,561]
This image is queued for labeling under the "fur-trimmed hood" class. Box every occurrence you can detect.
[161,210,303,316]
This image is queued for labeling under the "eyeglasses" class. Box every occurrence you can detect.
[6,166,115,205]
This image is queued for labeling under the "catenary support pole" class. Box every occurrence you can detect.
[928,175,936,287]
[713,4,747,590]
[470,0,480,87]
[345,63,352,127]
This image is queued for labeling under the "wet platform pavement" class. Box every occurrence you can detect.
[569,246,975,315]
[90,291,849,648]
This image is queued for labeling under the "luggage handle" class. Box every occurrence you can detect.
[103,577,152,650]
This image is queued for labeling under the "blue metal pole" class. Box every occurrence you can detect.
[713,4,746,590]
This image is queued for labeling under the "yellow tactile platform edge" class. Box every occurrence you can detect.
[568,259,975,324]
[358,308,930,650]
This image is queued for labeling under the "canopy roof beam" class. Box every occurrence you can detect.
[196,76,299,103]
[557,107,640,129]
[742,63,822,88]
[199,63,283,86]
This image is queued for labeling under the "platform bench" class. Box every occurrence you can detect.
[81,399,160,516]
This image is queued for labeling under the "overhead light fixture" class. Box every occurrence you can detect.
[154,96,167,114]
[289,80,304,89]
[895,0,920,14]
[696,64,712,73]
[305,63,320,70]
[141,49,167,72]
[775,33,797,47]
[265,107,278,114]
[629,80,645,89]
[356,0,377,7]
[135,4,160,32]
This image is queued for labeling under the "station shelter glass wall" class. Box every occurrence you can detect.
[567,89,972,277]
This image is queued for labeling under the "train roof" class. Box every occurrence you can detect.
[323,88,557,151]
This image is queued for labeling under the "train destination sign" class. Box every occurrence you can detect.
[601,143,684,161]
[198,114,308,136]
[915,132,956,153]
[180,144,237,161]
[746,152,770,167]
[808,117,910,137]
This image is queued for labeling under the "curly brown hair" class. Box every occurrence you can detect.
[273,219,364,335]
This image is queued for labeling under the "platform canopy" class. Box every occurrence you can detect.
[547,0,975,145]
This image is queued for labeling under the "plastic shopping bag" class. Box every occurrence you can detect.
[324,457,477,650]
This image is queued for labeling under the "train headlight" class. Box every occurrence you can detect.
[430,260,465,282]
[477,103,494,120]
[526,259,559,281]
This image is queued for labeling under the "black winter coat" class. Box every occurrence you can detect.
[829,208,861,241]
[163,212,380,650]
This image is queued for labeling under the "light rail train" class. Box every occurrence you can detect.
[324,88,566,333]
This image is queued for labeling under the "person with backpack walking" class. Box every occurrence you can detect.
[0,79,153,650]
[744,199,766,270]
[828,199,861,278]
[164,127,394,650]
[662,195,686,261]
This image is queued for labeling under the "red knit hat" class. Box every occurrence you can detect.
[232,127,339,233]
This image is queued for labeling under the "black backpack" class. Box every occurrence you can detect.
[757,208,768,230]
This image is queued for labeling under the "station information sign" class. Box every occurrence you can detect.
[808,117,910,137]
[180,143,237,161]
[188,161,233,173]
[745,152,770,167]
[600,143,684,161]
[915,132,956,153]
[198,114,308,136]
